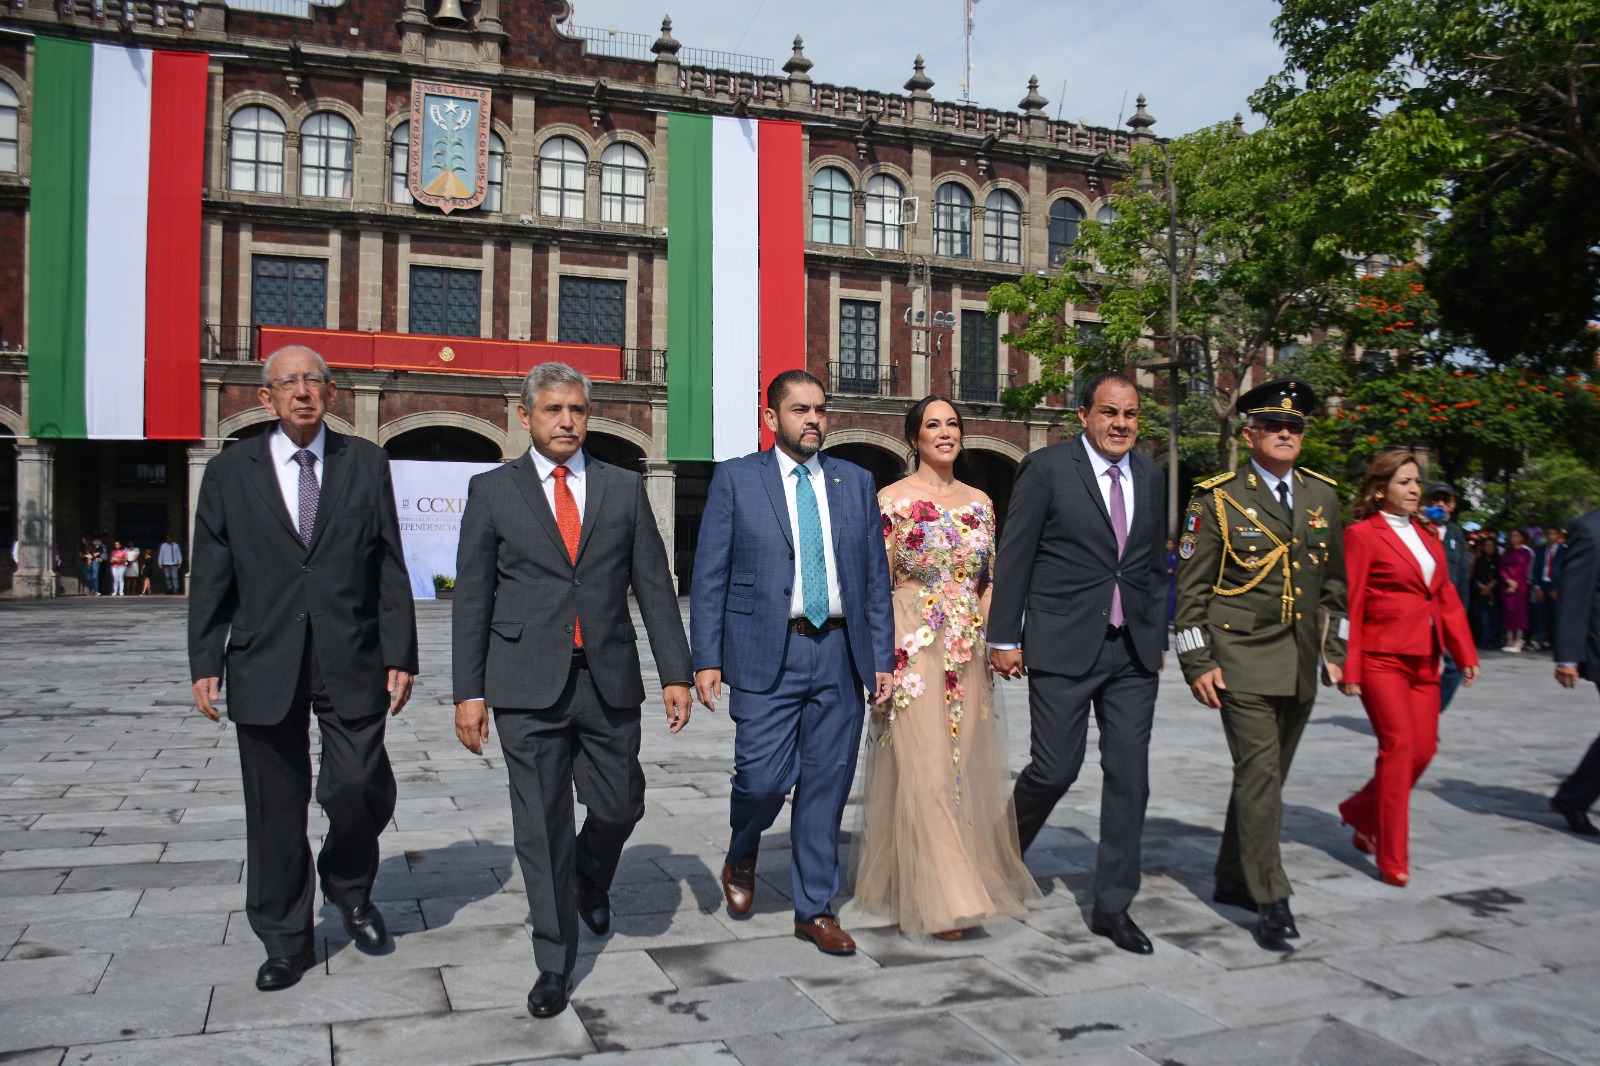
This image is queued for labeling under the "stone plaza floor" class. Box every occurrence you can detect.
[0,596,1597,1065]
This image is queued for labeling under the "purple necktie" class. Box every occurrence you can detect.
[1107,464,1127,627]
[293,449,319,548]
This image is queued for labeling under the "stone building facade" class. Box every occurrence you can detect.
[0,0,1147,596]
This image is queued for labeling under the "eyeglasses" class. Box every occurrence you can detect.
[268,374,328,393]
[1248,421,1305,436]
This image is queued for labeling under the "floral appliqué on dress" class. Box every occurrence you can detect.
[878,496,994,805]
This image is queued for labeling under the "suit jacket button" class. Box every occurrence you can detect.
[1114,569,1122,577]
[297,613,306,622]
[565,624,573,633]
[1101,608,1109,616]
[789,553,795,561]
[783,588,792,597]
[574,579,581,587]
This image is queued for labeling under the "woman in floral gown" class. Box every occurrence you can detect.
[853,397,1039,938]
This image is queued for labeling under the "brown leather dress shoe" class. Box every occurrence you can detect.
[721,857,757,916]
[794,915,856,955]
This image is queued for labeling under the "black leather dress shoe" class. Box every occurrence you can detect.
[1256,900,1299,948]
[338,900,389,953]
[255,949,317,991]
[527,970,573,1018]
[1551,797,1599,836]
[577,875,611,936]
[1090,907,1153,955]
[1212,880,1255,910]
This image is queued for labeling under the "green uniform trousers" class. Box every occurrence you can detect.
[1214,689,1317,903]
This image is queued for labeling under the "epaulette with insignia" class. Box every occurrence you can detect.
[1300,468,1338,487]
[1196,471,1236,491]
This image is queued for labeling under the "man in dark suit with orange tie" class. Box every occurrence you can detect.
[453,362,693,1018]
[189,345,418,992]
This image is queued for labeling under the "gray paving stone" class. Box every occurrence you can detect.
[513,1042,737,1066]
[955,985,1222,1060]
[1154,956,1397,1027]
[60,1026,334,1066]
[726,1014,1012,1065]
[207,968,448,1032]
[650,931,880,988]
[574,979,832,1053]
[330,1006,594,1065]
[1135,1016,1432,1065]
[325,923,532,975]
[794,956,1039,1024]
[0,984,212,1054]
[0,866,70,894]
[130,883,243,916]
[1459,1048,1587,1066]
[0,953,111,997]
[0,889,141,923]
[1469,913,1600,970]
[57,859,240,892]
[1323,933,1548,996]
[8,913,229,957]
[0,843,163,870]
[990,936,1224,997]
[0,829,99,850]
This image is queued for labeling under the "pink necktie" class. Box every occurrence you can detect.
[1107,465,1127,627]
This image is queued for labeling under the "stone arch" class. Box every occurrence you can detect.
[961,434,1025,464]
[980,177,1028,205]
[825,427,908,460]
[534,123,598,156]
[863,161,913,190]
[378,411,507,454]
[291,97,362,129]
[223,91,292,128]
[824,428,911,490]
[1047,189,1093,217]
[931,173,981,200]
[0,405,22,436]
[218,408,358,439]
[596,128,653,161]
[808,156,860,186]
[586,417,652,456]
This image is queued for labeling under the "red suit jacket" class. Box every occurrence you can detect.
[1343,511,1478,686]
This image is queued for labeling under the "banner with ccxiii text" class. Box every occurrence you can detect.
[390,460,496,601]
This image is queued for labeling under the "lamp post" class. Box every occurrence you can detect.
[1129,96,1186,539]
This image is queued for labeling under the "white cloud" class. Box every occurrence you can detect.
[564,0,1284,135]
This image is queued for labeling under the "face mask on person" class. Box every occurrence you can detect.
[1423,505,1448,523]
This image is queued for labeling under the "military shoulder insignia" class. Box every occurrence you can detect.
[1179,534,1197,559]
[1300,468,1338,487]
[1197,471,1236,491]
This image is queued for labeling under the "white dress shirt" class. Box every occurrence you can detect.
[268,424,326,527]
[527,446,588,520]
[1383,510,1437,585]
[781,452,844,620]
[1084,439,1136,531]
[1251,459,1293,516]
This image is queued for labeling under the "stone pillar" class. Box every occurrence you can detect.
[504,393,529,460]
[353,384,381,442]
[1028,418,1054,453]
[13,442,57,599]
[186,447,221,565]
[644,459,678,586]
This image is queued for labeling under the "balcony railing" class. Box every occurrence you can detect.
[623,348,667,385]
[948,369,1016,405]
[830,361,898,397]
[204,324,257,362]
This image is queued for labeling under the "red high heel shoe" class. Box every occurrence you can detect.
[1379,869,1409,887]
[933,928,966,941]
[1350,829,1376,855]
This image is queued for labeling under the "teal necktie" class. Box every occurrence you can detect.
[793,464,830,629]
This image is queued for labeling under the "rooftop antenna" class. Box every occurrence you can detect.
[1115,89,1128,129]
[962,0,979,103]
[1056,78,1066,121]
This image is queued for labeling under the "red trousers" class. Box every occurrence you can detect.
[1337,652,1440,878]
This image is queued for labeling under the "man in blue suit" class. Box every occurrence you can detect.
[691,369,895,956]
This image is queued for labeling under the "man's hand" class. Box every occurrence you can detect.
[192,677,222,722]
[1557,664,1581,689]
[1533,587,1545,603]
[455,699,490,755]
[1190,667,1227,709]
[694,668,722,711]
[872,672,894,706]
[1322,660,1343,687]
[388,669,415,716]
[1339,682,1362,697]
[1462,664,1481,688]
[989,648,1026,679]
[663,683,692,734]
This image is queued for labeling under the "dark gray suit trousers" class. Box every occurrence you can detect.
[1013,629,1157,913]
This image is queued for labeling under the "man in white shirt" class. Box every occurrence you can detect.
[157,534,184,594]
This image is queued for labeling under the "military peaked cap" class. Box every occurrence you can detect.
[1238,378,1318,426]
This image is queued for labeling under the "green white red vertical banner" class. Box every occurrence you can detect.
[28,37,207,440]
[665,113,805,462]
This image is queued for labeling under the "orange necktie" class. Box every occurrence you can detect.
[553,465,582,647]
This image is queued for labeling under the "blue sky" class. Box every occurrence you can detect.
[565,0,1286,135]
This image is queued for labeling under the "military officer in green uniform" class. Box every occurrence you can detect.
[1174,379,1348,948]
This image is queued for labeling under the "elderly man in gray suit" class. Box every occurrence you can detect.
[453,362,693,1019]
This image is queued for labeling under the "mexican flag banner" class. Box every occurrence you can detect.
[28,37,207,440]
[665,113,806,462]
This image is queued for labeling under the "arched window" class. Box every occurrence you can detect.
[1048,199,1084,266]
[539,136,587,219]
[864,173,904,251]
[1097,204,1119,225]
[482,132,505,212]
[228,106,285,193]
[0,83,18,174]
[983,189,1022,264]
[390,121,412,204]
[600,142,647,224]
[933,182,972,258]
[300,112,355,198]
[811,166,853,245]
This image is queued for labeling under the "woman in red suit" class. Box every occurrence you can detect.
[1337,450,1480,886]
